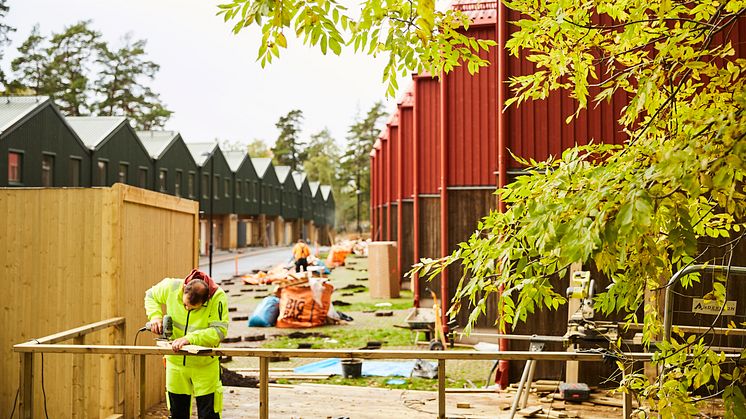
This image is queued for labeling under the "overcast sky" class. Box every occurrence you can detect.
[4,0,400,147]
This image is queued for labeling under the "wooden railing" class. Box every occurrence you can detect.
[16,318,740,419]
[14,317,126,419]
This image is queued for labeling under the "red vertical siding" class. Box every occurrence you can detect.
[415,76,441,194]
[399,95,415,199]
[389,123,399,202]
[446,25,499,186]
[504,9,629,170]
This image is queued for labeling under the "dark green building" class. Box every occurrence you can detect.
[1,96,91,187]
[275,165,299,221]
[321,185,335,228]
[138,131,199,199]
[68,117,151,189]
[224,150,260,217]
[187,142,233,215]
[252,158,281,217]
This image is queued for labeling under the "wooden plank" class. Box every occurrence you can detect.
[72,336,85,419]
[119,183,198,215]
[13,345,727,363]
[19,352,33,419]
[438,359,445,419]
[260,357,269,419]
[23,317,125,345]
[138,355,146,419]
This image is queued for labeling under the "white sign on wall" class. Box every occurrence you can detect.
[692,299,737,316]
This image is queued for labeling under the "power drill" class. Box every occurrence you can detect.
[141,314,173,340]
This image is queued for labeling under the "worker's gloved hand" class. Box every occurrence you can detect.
[150,318,163,335]
[171,337,190,352]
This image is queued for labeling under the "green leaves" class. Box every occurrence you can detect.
[217,0,495,96]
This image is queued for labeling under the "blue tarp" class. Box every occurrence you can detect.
[294,358,416,377]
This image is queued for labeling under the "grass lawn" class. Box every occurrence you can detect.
[224,253,497,390]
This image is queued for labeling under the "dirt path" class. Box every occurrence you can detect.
[145,383,625,418]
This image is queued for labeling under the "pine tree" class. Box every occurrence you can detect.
[340,102,387,230]
[44,20,103,115]
[0,0,16,87]
[95,35,172,129]
[9,25,46,93]
[271,109,306,171]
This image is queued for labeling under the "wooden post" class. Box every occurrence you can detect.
[260,356,269,419]
[623,364,633,419]
[72,336,86,419]
[115,323,126,415]
[19,352,33,419]
[438,359,446,419]
[138,355,146,419]
[565,262,582,383]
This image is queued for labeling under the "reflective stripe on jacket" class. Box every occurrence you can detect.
[144,277,229,367]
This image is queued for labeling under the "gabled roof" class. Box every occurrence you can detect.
[309,181,320,196]
[274,166,292,183]
[137,130,181,159]
[0,96,50,135]
[66,116,128,149]
[292,172,307,189]
[223,150,250,172]
[452,0,497,25]
[186,141,219,167]
[251,158,273,178]
[320,185,332,200]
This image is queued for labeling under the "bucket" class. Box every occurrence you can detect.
[340,359,363,378]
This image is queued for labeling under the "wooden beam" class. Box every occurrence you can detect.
[438,359,446,419]
[72,336,85,419]
[20,317,125,345]
[138,355,146,419]
[16,344,723,362]
[19,352,33,419]
[260,357,269,419]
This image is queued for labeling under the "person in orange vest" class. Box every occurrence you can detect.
[292,238,311,272]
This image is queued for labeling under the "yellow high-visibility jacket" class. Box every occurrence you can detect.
[144,277,229,367]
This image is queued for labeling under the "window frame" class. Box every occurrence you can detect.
[97,158,109,186]
[41,152,56,187]
[117,162,129,184]
[69,156,82,187]
[8,149,23,185]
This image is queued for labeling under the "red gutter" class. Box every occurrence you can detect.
[496,0,510,389]
[439,71,449,333]
[412,77,421,308]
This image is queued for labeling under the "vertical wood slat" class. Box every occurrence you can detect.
[72,336,85,419]
[138,355,146,419]
[260,357,269,419]
[115,323,126,415]
[438,359,445,419]
[20,352,33,419]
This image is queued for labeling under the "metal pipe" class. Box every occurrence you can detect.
[209,156,214,277]
[663,264,746,341]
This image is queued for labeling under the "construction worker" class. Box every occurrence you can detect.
[292,238,311,272]
[144,269,228,419]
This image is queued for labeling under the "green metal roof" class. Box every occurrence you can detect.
[66,116,128,149]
